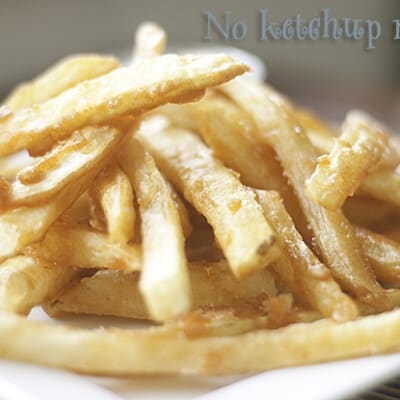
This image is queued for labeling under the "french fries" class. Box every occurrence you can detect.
[256,190,358,321]
[25,224,141,272]
[88,164,136,243]
[0,54,248,157]
[2,126,123,210]
[44,261,276,319]
[3,308,400,375]
[305,113,386,210]
[189,94,308,238]
[3,54,120,110]
[0,20,399,381]
[119,136,190,321]
[137,116,280,278]
[220,78,388,308]
[0,256,77,315]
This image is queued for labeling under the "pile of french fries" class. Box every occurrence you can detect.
[0,22,399,376]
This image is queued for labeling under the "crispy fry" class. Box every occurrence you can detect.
[3,55,119,110]
[0,54,248,157]
[296,107,400,208]
[120,136,190,320]
[26,224,141,272]
[89,164,136,243]
[256,190,358,321]
[137,116,280,278]
[0,256,77,315]
[305,113,386,210]
[0,125,124,262]
[44,260,276,319]
[189,94,308,238]
[132,22,167,61]
[3,308,400,374]
[2,126,122,210]
[166,181,193,238]
[220,78,387,307]
[355,227,400,285]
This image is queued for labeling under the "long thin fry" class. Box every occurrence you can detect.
[189,94,308,239]
[44,260,276,319]
[2,309,400,374]
[137,116,280,278]
[297,107,400,208]
[89,164,136,243]
[0,256,77,315]
[132,22,167,61]
[305,113,385,210]
[25,224,141,272]
[256,190,358,321]
[166,181,192,238]
[220,78,387,307]
[3,54,120,110]
[120,136,190,321]
[355,227,400,285]
[2,126,122,209]
[0,125,124,262]
[0,54,248,156]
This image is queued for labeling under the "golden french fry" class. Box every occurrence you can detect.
[166,181,192,238]
[3,308,400,374]
[119,136,190,321]
[296,107,400,208]
[305,113,385,210]
[26,224,141,272]
[0,54,248,157]
[132,22,167,61]
[0,256,77,315]
[0,125,124,262]
[256,190,358,321]
[3,54,120,110]
[2,126,123,210]
[89,164,136,243]
[355,227,400,285]
[189,94,308,239]
[44,260,276,319]
[358,169,400,208]
[220,78,387,307]
[137,116,280,278]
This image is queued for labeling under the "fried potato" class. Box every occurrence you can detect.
[296,107,400,208]
[3,308,400,374]
[89,164,135,243]
[220,78,387,307]
[167,181,193,238]
[189,94,308,239]
[132,22,167,61]
[26,224,141,272]
[2,126,123,210]
[355,227,400,285]
[3,54,119,110]
[137,116,280,278]
[305,113,386,210]
[358,169,400,208]
[0,54,248,157]
[44,260,276,319]
[119,136,190,321]
[256,190,358,321]
[0,256,77,315]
